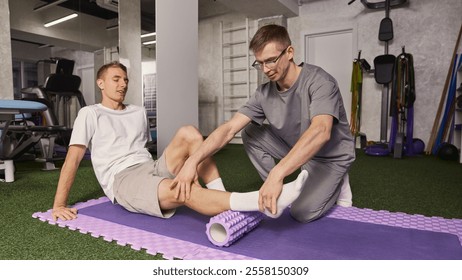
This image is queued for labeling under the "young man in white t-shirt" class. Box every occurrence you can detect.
[51,61,308,221]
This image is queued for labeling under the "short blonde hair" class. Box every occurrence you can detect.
[96,61,127,80]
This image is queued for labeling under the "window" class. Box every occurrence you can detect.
[12,59,38,99]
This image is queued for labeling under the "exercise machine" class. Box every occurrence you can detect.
[349,0,408,156]
[0,58,88,181]
[20,58,87,166]
[0,100,48,182]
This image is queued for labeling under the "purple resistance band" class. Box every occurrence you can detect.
[206,210,264,247]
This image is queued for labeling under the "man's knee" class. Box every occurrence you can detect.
[158,178,184,208]
[176,125,203,145]
[290,206,325,223]
[241,124,251,144]
[241,123,261,146]
[290,188,340,223]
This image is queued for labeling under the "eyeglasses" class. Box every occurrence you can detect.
[252,47,288,70]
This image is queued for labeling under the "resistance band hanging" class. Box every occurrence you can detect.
[350,51,368,149]
[389,46,418,158]
[350,51,363,137]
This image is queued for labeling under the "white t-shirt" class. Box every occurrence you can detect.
[69,104,153,202]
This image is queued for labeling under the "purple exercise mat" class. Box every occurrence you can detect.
[33,197,462,260]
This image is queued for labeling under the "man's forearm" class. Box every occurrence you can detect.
[52,145,86,209]
[188,124,235,166]
[188,113,250,166]
[53,161,78,208]
[272,116,332,180]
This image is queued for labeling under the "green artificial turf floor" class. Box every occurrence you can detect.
[1,144,461,259]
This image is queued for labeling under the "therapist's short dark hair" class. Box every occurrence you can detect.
[249,24,292,54]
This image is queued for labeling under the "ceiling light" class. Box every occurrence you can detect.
[142,40,156,45]
[106,25,118,31]
[44,13,78,28]
[38,44,54,49]
[141,32,156,38]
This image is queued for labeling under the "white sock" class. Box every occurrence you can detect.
[206,177,226,191]
[229,191,259,212]
[336,173,353,207]
[230,170,308,218]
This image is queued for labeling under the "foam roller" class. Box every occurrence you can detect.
[206,210,263,247]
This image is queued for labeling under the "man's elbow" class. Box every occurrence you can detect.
[219,121,240,142]
[224,126,238,143]
[311,115,334,145]
[318,125,332,145]
[322,131,331,145]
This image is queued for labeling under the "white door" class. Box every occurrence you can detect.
[76,66,95,106]
[304,29,355,124]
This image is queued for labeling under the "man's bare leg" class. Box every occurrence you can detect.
[158,170,308,217]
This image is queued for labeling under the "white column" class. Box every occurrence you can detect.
[156,0,199,154]
[0,0,13,99]
[119,0,142,106]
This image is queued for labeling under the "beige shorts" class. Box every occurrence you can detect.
[112,152,176,218]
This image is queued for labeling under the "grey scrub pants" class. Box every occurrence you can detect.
[241,123,347,223]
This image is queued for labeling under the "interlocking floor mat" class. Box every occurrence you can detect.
[33,197,462,260]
